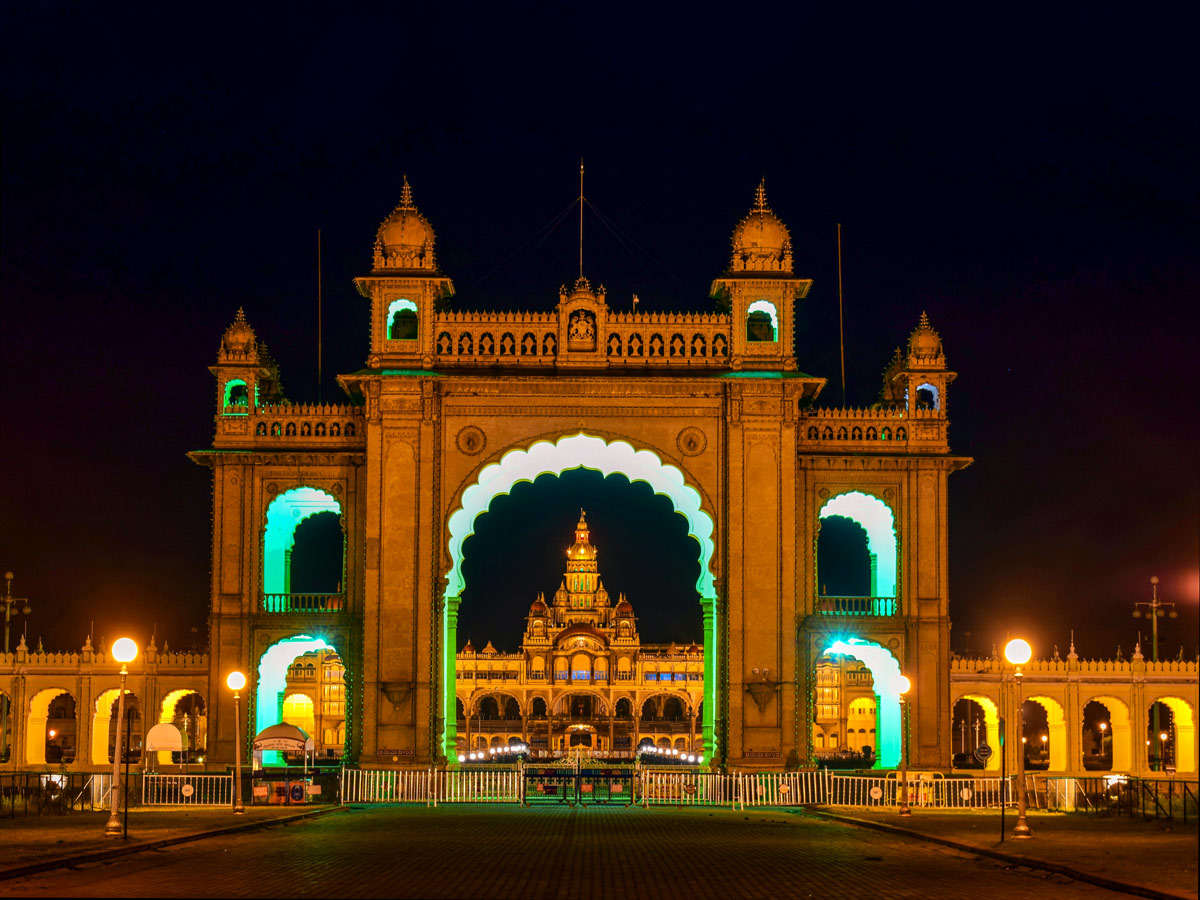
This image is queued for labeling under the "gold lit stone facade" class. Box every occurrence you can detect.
[189,177,976,771]
[455,513,702,756]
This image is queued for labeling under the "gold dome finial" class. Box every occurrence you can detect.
[399,174,415,210]
[754,179,769,213]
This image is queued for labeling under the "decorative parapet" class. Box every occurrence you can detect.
[0,649,208,672]
[950,656,1199,677]
[429,307,734,369]
[799,406,947,452]
[215,401,366,447]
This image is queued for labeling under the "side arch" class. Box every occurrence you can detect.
[953,692,1001,772]
[263,487,342,596]
[1026,695,1067,771]
[819,491,898,599]
[1147,695,1196,774]
[27,688,73,766]
[823,638,905,768]
[1082,694,1132,772]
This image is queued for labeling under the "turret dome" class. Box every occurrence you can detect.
[373,176,437,272]
[906,311,945,368]
[730,181,793,274]
[220,308,257,358]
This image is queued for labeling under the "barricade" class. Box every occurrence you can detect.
[436,768,521,804]
[342,767,435,804]
[740,770,829,807]
[641,770,736,807]
[142,773,234,806]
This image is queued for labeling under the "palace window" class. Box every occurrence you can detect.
[746,300,778,342]
[387,298,418,340]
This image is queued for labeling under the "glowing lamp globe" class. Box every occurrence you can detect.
[226,671,247,691]
[895,675,911,695]
[111,638,138,663]
[1004,638,1032,665]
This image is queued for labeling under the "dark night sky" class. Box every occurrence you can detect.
[2,5,1196,660]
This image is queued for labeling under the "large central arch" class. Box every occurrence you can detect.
[442,432,718,761]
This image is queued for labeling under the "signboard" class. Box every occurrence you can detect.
[869,786,884,800]
[254,738,307,751]
[974,744,993,763]
[145,723,183,752]
[180,784,195,798]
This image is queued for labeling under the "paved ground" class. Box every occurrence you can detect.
[823,809,1198,899]
[0,807,308,869]
[0,805,1171,899]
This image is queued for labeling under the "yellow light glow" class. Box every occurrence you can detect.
[895,675,911,695]
[1159,732,1168,741]
[111,637,138,663]
[48,729,56,739]
[1004,638,1032,665]
[226,671,247,691]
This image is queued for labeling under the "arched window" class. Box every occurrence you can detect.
[387,299,418,340]
[915,383,940,410]
[746,300,778,342]
[818,492,898,600]
[223,379,250,410]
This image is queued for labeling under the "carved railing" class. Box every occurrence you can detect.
[433,311,558,365]
[216,402,365,446]
[261,593,346,614]
[814,596,898,616]
[799,407,947,451]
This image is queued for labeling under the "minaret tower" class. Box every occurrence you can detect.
[565,510,599,604]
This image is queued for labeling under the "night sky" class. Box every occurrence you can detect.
[2,6,1196,661]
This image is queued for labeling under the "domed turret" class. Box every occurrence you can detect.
[730,181,793,274]
[220,308,258,360]
[529,594,549,616]
[372,176,438,272]
[614,594,634,617]
[567,510,597,563]
[906,312,945,369]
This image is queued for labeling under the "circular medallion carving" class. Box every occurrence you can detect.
[332,483,343,495]
[818,488,830,500]
[677,427,707,457]
[266,482,278,494]
[456,426,487,456]
[888,638,900,650]
[229,475,239,485]
[884,488,895,501]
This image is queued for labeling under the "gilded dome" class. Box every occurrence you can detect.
[906,311,945,368]
[529,596,549,616]
[373,176,437,272]
[730,181,793,274]
[220,308,257,357]
[614,596,634,617]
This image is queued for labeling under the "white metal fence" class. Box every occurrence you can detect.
[142,773,235,806]
[340,766,1021,811]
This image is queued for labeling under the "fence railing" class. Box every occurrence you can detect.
[641,771,738,807]
[1038,775,1200,822]
[261,592,345,613]
[0,772,110,817]
[142,773,234,806]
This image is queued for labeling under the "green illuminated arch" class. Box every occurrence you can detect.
[824,638,904,768]
[255,635,330,766]
[442,432,718,762]
[222,378,251,413]
[387,298,418,340]
[263,487,342,595]
[819,491,897,598]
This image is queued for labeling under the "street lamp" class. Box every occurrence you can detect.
[2,572,32,655]
[1134,576,1177,768]
[1098,721,1108,757]
[1004,638,1032,839]
[896,675,912,818]
[106,637,138,837]
[1159,731,1170,769]
[227,671,246,815]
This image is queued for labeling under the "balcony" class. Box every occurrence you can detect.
[814,596,897,617]
[261,593,345,614]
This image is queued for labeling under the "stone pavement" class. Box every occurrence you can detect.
[0,804,1163,899]
[812,808,1199,900]
[0,806,322,870]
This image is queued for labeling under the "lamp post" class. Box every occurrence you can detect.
[896,675,912,817]
[1133,575,1176,769]
[1098,722,1108,758]
[106,638,138,837]
[1004,638,1033,839]
[227,671,246,814]
[1159,731,1170,770]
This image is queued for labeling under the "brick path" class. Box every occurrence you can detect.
[1,805,1149,899]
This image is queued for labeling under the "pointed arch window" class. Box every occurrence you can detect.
[386,298,418,341]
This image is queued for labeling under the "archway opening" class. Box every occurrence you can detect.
[263,488,343,606]
[817,516,872,597]
[444,433,716,762]
[158,690,206,764]
[820,638,904,768]
[27,689,76,765]
[387,298,418,340]
[818,492,897,601]
[1082,697,1130,772]
[813,647,878,768]
[0,691,11,763]
[255,635,344,766]
[91,689,143,765]
[952,696,1000,771]
[746,300,778,341]
[1024,696,1066,771]
[1149,697,1195,774]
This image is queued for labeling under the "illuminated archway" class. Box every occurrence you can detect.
[0,691,11,762]
[1148,696,1196,774]
[443,432,717,761]
[158,690,206,765]
[819,492,897,598]
[1083,695,1132,772]
[1026,695,1067,771]
[282,693,316,737]
[256,635,332,765]
[823,638,904,768]
[387,298,418,339]
[955,693,1001,772]
[91,689,142,765]
[746,300,778,341]
[263,487,342,595]
[27,688,73,766]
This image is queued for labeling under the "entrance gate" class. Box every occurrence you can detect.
[195,182,967,771]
